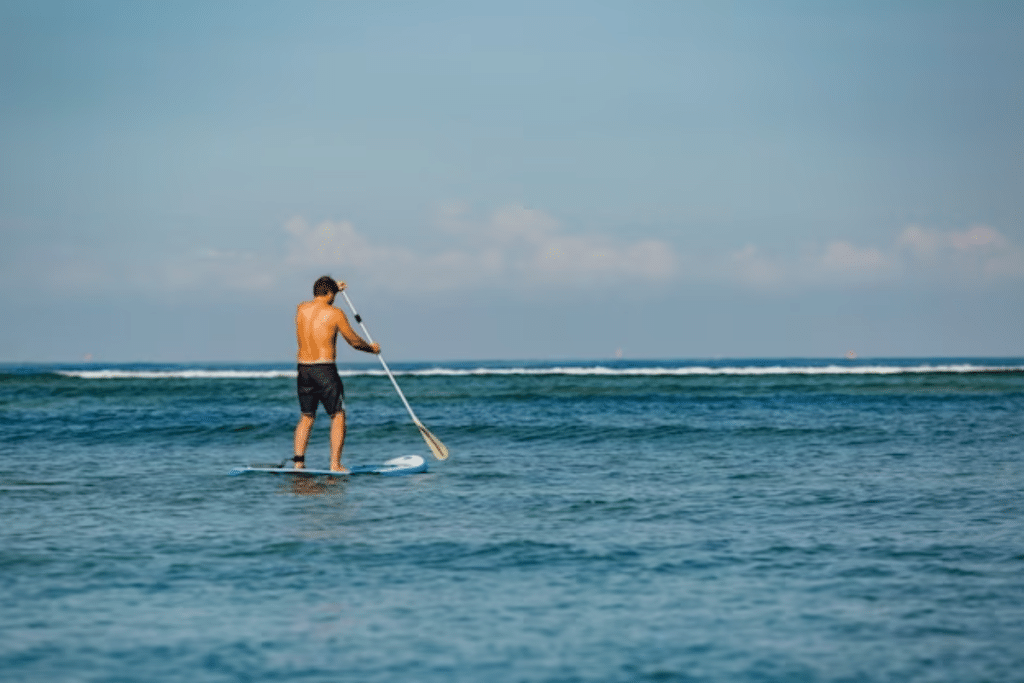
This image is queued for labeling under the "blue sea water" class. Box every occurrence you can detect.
[1,358,1023,683]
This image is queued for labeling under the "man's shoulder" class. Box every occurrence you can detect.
[297,299,338,311]
[298,300,346,321]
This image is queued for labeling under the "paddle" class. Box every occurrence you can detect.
[339,290,450,460]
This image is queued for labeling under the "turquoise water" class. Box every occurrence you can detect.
[2,359,1023,682]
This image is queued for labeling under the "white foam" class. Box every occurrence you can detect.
[57,370,299,380]
[394,364,1021,377]
[56,363,1022,379]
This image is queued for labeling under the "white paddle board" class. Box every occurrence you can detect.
[229,454,427,477]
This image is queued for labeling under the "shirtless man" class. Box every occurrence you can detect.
[294,276,380,472]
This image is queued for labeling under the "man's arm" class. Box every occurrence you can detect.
[335,309,381,354]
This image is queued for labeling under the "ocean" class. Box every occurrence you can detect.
[1,358,1022,682]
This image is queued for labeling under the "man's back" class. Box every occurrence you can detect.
[296,299,341,363]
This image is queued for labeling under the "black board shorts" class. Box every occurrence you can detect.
[297,363,345,417]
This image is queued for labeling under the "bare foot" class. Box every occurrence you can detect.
[330,466,350,474]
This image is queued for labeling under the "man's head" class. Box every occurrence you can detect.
[313,276,339,298]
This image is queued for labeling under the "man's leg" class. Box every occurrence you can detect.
[294,414,315,469]
[330,410,348,472]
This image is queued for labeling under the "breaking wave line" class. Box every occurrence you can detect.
[55,363,1024,380]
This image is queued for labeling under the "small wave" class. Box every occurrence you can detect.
[53,362,1023,380]
[404,364,1023,377]
[57,370,299,380]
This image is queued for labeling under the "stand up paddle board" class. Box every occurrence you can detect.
[229,455,427,477]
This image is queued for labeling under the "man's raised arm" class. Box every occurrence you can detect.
[335,309,380,354]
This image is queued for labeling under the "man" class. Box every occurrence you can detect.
[294,276,380,472]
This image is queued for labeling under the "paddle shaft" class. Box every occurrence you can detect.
[339,291,421,423]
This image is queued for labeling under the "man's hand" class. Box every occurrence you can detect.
[370,342,381,354]
[335,280,347,292]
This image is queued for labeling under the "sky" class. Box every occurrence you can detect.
[1,0,1022,363]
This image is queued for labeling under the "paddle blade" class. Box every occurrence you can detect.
[419,424,449,460]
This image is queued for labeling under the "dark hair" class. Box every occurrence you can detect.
[313,276,339,297]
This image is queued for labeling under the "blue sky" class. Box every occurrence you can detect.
[1,1,1021,362]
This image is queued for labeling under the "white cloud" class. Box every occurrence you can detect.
[284,216,414,272]
[949,225,1008,251]
[898,224,1024,281]
[812,241,894,283]
[15,205,678,298]
[283,204,677,292]
[717,240,894,291]
[726,244,786,288]
[817,241,887,273]
[283,216,498,291]
[103,213,1020,299]
[160,248,278,292]
[715,224,1022,292]
[3,240,281,296]
[899,224,1012,258]
[897,225,942,260]
[487,204,561,246]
